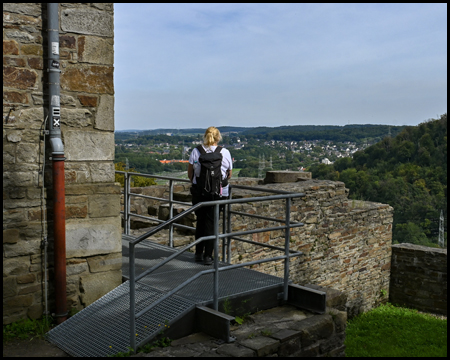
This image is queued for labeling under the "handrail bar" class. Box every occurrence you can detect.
[116,170,191,183]
[229,234,302,253]
[133,202,203,245]
[125,192,191,206]
[135,221,304,283]
[135,251,302,319]
[231,184,294,194]
[120,211,196,231]
[116,171,296,195]
[122,201,302,225]
[131,193,304,246]
[228,210,302,224]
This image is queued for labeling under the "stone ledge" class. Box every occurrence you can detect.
[132,305,345,357]
[264,170,312,184]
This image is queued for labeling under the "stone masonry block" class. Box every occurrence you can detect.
[3,277,18,298]
[264,171,312,184]
[89,162,115,183]
[3,40,19,55]
[95,94,114,130]
[66,259,89,276]
[61,8,113,37]
[80,270,122,306]
[88,194,120,218]
[64,130,114,161]
[16,273,36,284]
[3,66,38,90]
[290,314,334,347]
[78,36,114,65]
[78,95,98,107]
[3,239,41,258]
[4,30,36,44]
[61,108,92,127]
[16,143,40,164]
[86,253,122,273]
[16,107,45,129]
[3,3,41,17]
[216,343,255,357]
[239,336,280,357]
[66,218,121,258]
[3,228,20,244]
[61,65,113,94]
[271,329,301,357]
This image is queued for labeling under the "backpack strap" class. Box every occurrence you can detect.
[197,145,222,154]
[196,144,206,154]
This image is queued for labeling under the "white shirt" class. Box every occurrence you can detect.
[189,145,233,196]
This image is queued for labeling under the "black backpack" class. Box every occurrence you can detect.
[196,145,223,198]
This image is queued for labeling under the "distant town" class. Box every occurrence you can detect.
[115,133,376,176]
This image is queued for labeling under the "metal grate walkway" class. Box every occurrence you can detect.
[46,234,285,357]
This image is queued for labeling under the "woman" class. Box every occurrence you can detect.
[188,127,232,265]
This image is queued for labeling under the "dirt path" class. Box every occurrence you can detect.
[3,337,70,357]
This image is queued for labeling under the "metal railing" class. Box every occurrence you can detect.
[115,171,305,352]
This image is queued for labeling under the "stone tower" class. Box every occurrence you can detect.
[3,3,121,324]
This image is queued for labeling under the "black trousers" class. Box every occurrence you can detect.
[191,186,227,257]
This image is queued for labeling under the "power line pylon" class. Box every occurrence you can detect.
[438,210,445,248]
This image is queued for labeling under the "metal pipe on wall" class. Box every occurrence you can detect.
[47,2,67,324]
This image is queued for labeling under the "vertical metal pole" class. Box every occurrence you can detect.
[283,197,291,302]
[169,180,174,247]
[213,203,220,310]
[129,242,136,353]
[222,203,226,262]
[48,3,67,325]
[53,154,67,324]
[123,172,128,235]
[126,174,131,235]
[227,187,232,263]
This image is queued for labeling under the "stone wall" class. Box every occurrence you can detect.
[123,177,393,318]
[3,3,121,324]
[390,243,447,315]
[151,286,348,357]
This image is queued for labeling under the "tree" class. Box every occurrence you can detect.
[114,162,157,187]
[393,222,429,245]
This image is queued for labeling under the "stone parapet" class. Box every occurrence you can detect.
[120,177,393,318]
[390,243,447,315]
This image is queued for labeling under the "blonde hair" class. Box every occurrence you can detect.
[203,126,222,146]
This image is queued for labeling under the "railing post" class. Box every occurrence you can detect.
[129,241,136,353]
[127,174,131,235]
[213,203,220,311]
[169,180,174,247]
[226,187,232,263]
[124,173,130,235]
[283,197,291,302]
[222,202,226,262]
[123,172,127,234]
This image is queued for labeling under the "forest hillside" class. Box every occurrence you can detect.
[309,114,447,247]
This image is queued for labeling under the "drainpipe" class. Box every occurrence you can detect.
[47,2,67,325]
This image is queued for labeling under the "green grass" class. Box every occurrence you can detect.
[3,316,54,343]
[345,303,447,357]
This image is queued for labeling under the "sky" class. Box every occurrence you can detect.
[113,3,447,131]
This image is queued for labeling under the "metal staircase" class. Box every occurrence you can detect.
[46,236,287,357]
[46,174,326,357]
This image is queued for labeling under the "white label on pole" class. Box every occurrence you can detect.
[51,95,60,106]
[52,42,59,55]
